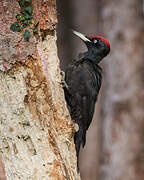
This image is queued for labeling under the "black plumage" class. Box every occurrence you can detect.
[64,30,110,162]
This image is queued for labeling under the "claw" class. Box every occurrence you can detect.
[74,123,79,132]
[60,71,65,81]
[60,71,69,90]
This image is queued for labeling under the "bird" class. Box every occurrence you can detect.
[64,30,110,165]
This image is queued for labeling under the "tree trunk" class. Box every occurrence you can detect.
[100,0,144,179]
[0,1,80,179]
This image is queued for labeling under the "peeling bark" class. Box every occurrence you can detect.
[0,1,80,179]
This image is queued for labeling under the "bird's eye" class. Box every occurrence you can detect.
[93,39,97,43]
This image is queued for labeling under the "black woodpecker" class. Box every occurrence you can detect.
[64,30,110,163]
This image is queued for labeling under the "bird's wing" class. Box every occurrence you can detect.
[82,62,102,130]
[65,61,102,147]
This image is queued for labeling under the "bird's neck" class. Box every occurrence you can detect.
[79,51,103,64]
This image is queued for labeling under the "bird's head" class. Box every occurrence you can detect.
[72,30,110,63]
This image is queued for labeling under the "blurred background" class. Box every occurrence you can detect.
[56,0,144,180]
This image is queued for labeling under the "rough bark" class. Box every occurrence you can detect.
[100,0,144,180]
[0,1,80,179]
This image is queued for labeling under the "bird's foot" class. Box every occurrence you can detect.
[60,71,65,81]
[74,123,79,132]
[60,71,69,90]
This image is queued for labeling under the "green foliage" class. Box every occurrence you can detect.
[33,28,38,33]
[10,0,39,41]
[24,5,33,15]
[34,21,39,27]
[29,19,32,24]
[16,15,25,21]
[22,20,29,28]
[18,0,25,7]
[24,30,30,41]
[21,5,33,19]
[25,0,32,3]
[10,22,21,32]
[18,0,32,7]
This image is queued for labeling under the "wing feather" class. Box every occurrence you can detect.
[65,59,102,149]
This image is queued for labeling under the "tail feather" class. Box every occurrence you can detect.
[74,126,86,170]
